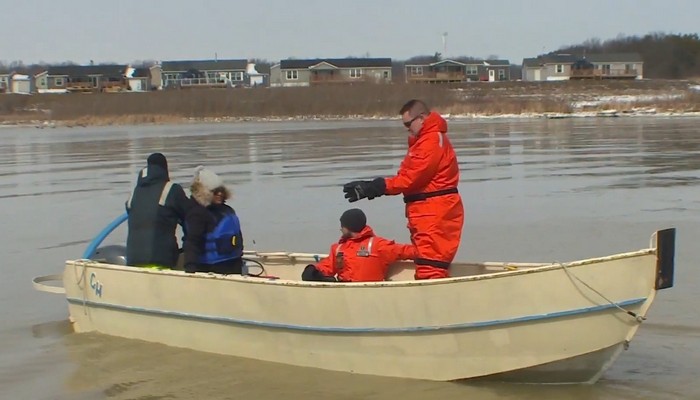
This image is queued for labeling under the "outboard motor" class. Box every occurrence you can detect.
[92,245,127,265]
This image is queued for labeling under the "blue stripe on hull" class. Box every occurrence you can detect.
[66,297,646,333]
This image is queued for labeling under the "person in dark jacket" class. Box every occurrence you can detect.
[125,153,191,269]
[183,166,244,274]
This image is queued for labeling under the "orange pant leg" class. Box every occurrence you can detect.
[406,194,464,279]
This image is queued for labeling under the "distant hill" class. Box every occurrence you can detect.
[556,33,700,79]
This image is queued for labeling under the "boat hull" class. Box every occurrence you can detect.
[60,249,660,383]
[476,343,625,384]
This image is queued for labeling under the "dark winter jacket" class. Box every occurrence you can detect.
[125,165,191,268]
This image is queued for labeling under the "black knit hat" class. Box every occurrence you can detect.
[340,208,367,233]
[147,152,168,171]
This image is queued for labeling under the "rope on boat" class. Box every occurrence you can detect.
[73,260,89,315]
[242,258,265,277]
[557,262,646,323]
[501,263,518,271]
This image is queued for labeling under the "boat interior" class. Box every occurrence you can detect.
[245,251,549,281]
[90,245,550,282]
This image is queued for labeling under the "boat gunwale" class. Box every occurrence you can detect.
[64,248,656,288]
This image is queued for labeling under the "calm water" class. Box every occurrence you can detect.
[1,117,699,399]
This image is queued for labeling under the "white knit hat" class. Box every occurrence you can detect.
[193,165,223,191]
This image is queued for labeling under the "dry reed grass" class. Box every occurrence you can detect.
[0,80,697,126]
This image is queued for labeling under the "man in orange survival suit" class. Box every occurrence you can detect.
[343,99,464,279]
[301,208,416,282]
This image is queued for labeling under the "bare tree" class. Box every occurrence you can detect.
[557,32,700,78]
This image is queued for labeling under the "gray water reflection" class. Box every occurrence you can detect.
[1,117,699,399]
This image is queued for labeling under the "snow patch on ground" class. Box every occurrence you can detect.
[570,94,684,108]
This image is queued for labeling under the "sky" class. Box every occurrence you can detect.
[1,0,698,65]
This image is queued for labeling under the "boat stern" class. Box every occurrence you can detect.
[655,228,675,290]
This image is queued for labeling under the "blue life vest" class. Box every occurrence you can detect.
[200,212,243,264]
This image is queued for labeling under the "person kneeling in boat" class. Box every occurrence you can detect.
[302,209,416,282]
[183,166,244,275]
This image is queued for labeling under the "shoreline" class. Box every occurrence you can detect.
[2,109,700,129]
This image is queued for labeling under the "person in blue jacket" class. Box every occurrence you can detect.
[183,166,243,274]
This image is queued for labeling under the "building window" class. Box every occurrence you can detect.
[466,65,478,75]
[498,69,506,80]
[625,64,635,72]
[163,74,178,86]
[232,71,243,81]
[383,71,389,79]
[601,64,611,73]
[349,69,363,78]
[55,78,64,86]
[556,64,564,73]
[286,70,298,80]
[410,66,423,76]
[206,72,219,81]
[40,78,47,86]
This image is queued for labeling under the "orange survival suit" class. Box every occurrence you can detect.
[384,112,464,279]
[313,226,416,282]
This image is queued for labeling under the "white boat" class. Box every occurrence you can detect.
[33,214,676,384]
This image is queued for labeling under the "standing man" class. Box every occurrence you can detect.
[343,99,464,279]
[126,152,191,269]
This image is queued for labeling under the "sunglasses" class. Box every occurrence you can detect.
[403,115,422,128]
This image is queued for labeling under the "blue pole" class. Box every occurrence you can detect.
[82,212,128,259]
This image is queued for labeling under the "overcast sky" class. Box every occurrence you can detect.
[1,0,698,65]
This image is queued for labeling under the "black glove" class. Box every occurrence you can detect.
[343,180,366,203]
[343,178,386,203]
[301,264,337,282]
